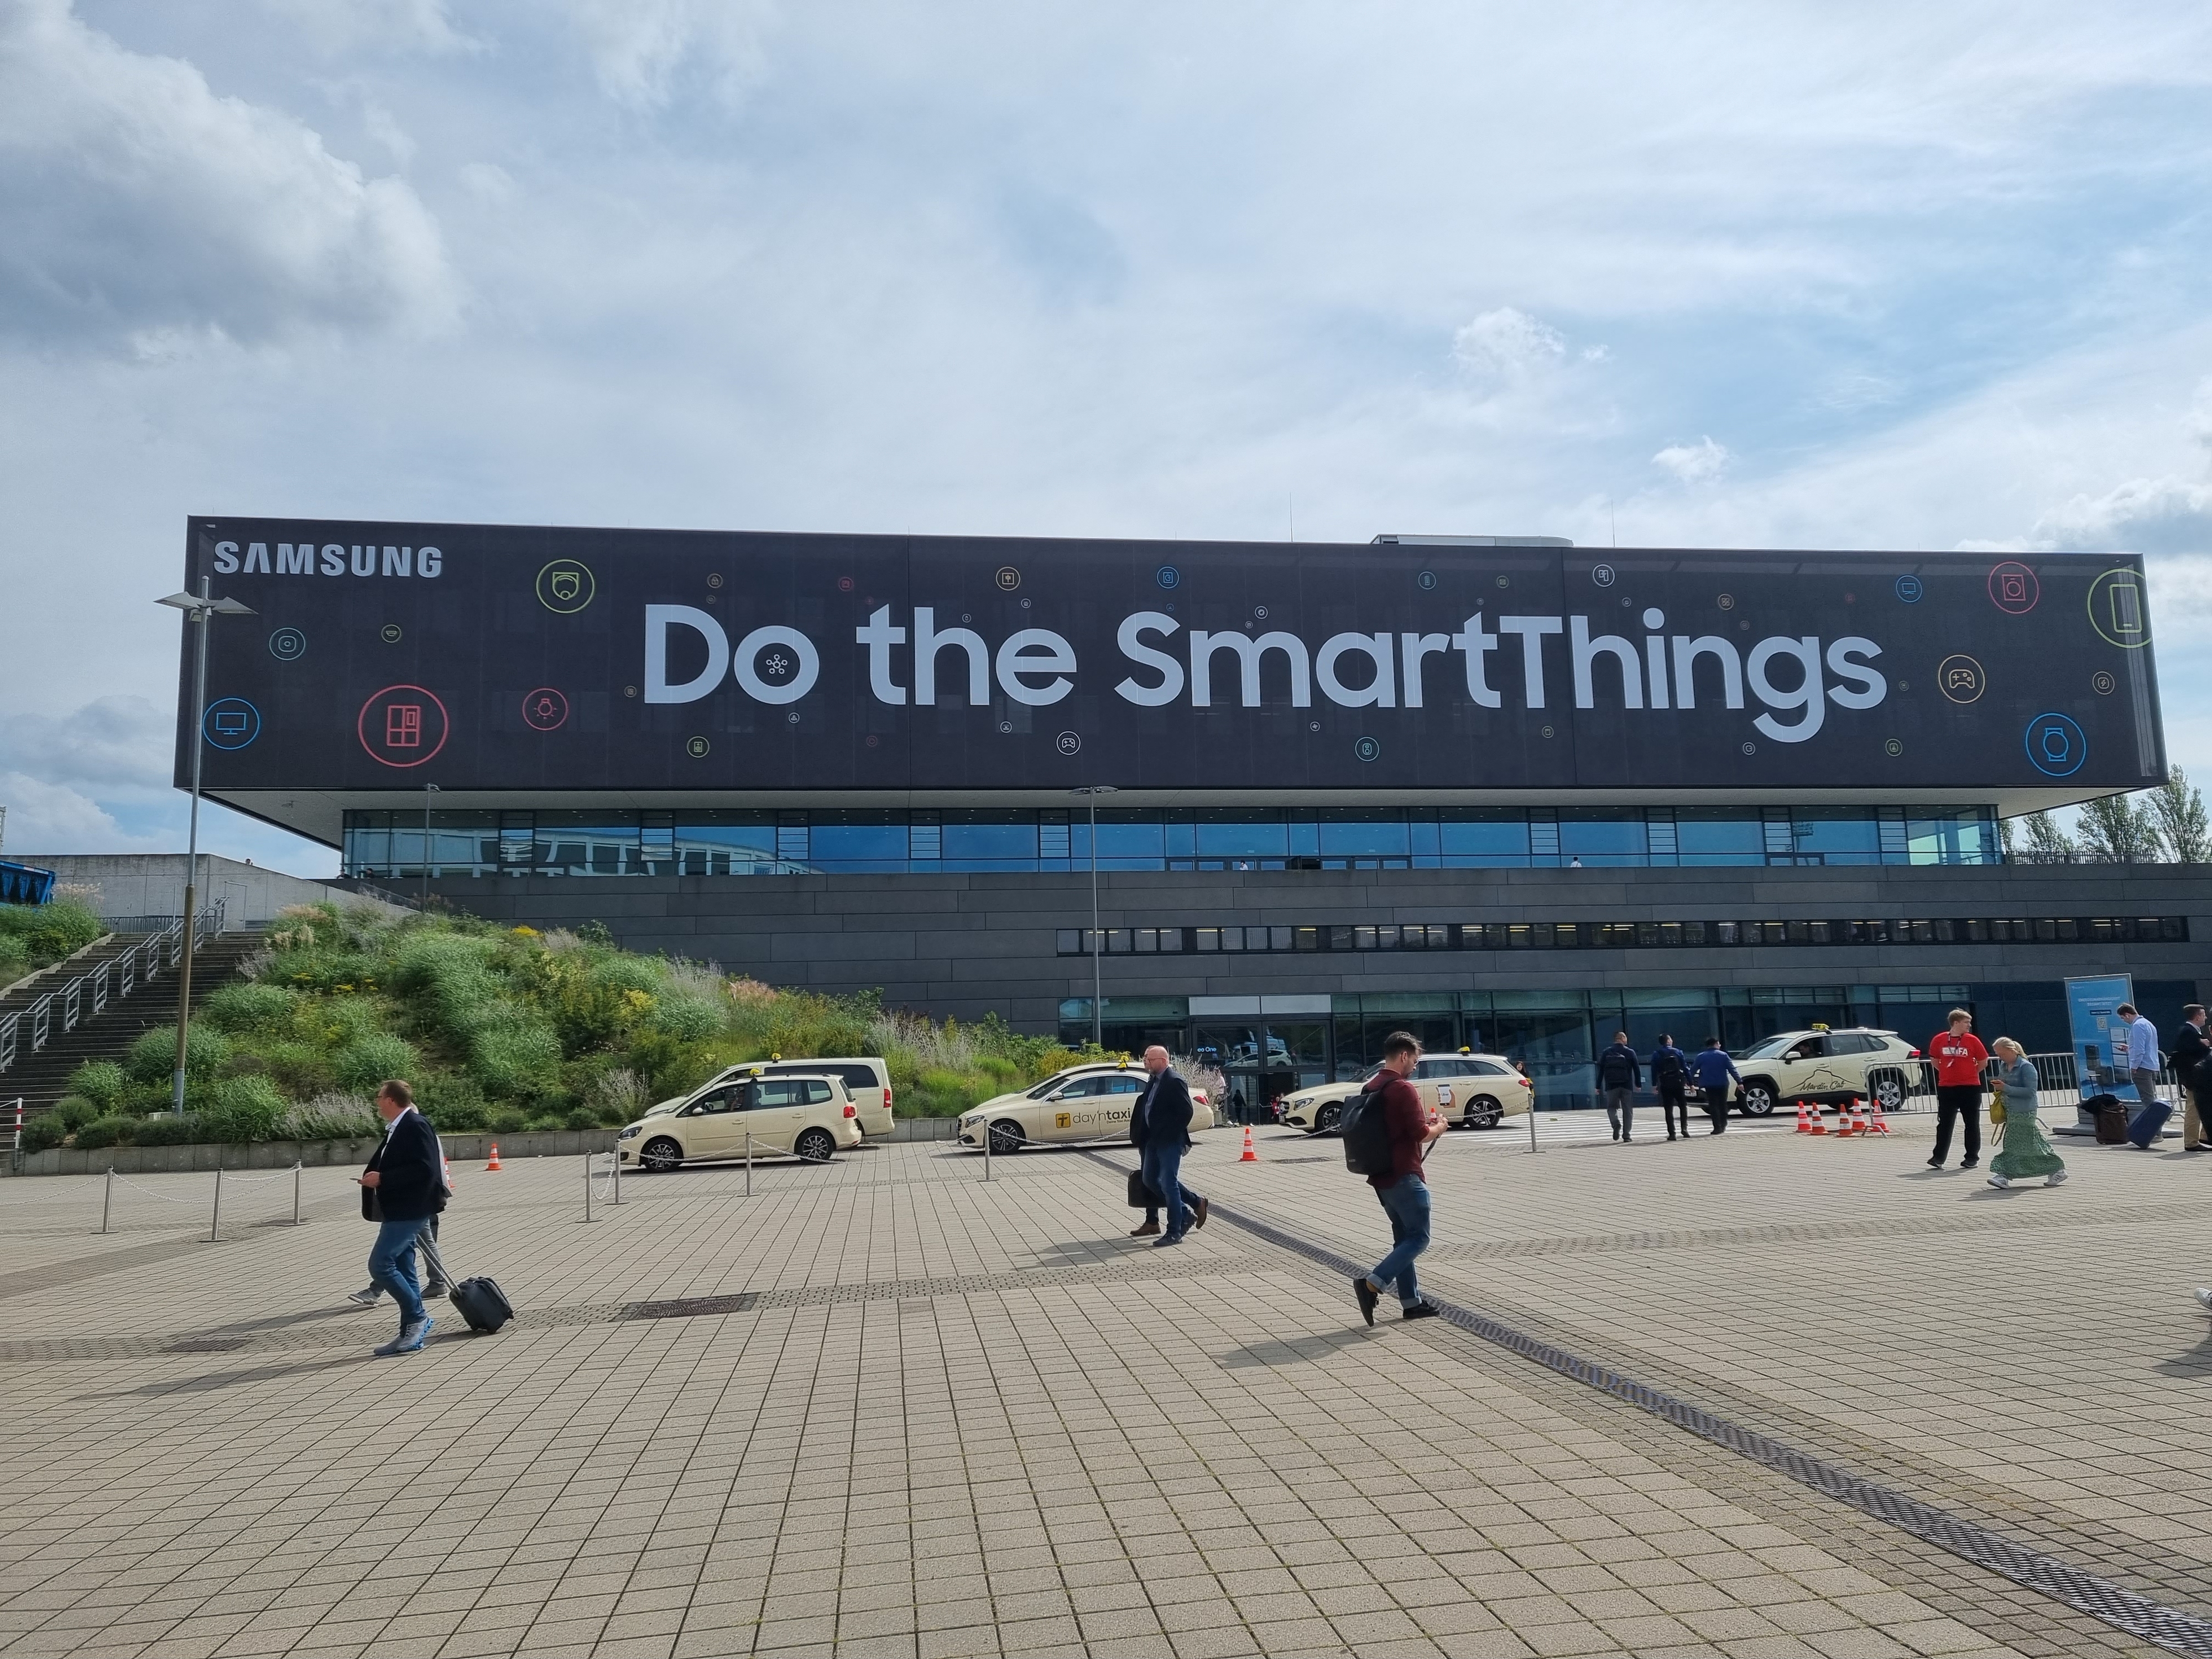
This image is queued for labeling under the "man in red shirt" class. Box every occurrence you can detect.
[1352,1031,1448,1325]
[1927,1008,1989,1171]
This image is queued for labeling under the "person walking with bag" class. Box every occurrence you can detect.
[358,1079,441,1356]
[1927,1009,1989,1170]
[1985,1039,2066,1190]
[1352,1031,1446,1325]
[1133,1046,1207,1246]
[1651,1035,1692,1141]
[1688,1037,1740,1134]
[1597,1031,1642,1142]
[348,1135,453,1306]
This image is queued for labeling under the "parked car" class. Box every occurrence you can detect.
[618,1071,862,1171]
[1282,1051,1533,1133]
[637,1056,893,1136]
[1729,1026,1921,1117]
[957,1061,1214,1153]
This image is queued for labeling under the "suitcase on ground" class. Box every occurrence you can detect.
[2127,1099,2172,1150]
[450,1276,513,1334]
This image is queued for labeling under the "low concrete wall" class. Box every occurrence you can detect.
[886,1117,962,1141]
[18,854,408,927]
[12,1128,617,1177]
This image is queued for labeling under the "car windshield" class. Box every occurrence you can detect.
[1735,1035,1799,1061]
[1027,1070,1087,1099]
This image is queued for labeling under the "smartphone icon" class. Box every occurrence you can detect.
[2110,580,2142,634]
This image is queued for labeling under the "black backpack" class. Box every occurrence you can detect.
[1340,1077,1395,1176]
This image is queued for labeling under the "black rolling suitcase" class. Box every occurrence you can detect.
[450,1276,513,1334]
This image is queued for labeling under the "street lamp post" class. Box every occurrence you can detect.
[1070,786,1118,1049]
[156,578,255,1114]
[422,782,440,905]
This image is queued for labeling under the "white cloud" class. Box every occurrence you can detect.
[2029,476,2212,554]
[566,0,774,111]
[255,0,479,58]
[0,0,457,346]
[0,771,162,855]
[1651,436,1731,484]
[1451,307,1567,386]
[0,696,173,799]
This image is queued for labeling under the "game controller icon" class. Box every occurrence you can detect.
[1937,655,1985,703]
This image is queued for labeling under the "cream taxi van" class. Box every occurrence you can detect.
[1283,1050,1533,1133]
[637,1056,895,1137]
[618,1070,862,1170]
[957,1061,1215,1154]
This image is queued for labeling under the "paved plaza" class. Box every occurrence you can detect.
[3,1111,2211,1659]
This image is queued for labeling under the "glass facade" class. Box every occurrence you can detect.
[343,804,2002,877]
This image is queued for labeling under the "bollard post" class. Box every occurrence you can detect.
[583,1150,595,1223]
[983,1124,993,1183]
[101,1167,113,1235]
[1528,1104,1538,1154]
[209,1165,223,1243]
[611,1149,622,1206]
[744,1131,753,1196]
[292,1162,302,1225]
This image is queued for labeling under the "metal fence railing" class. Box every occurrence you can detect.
[0,899,227,1079]
[2020,1050,2183,1115]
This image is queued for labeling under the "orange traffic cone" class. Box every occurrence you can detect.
[1805,1101,1825,1134]
[1794,1099,1815,1134]
[486,1141,503,1171]
[1843,1099,1866,1136]
[1238,1124,1259,1162]
[1866,1095,1892,1134]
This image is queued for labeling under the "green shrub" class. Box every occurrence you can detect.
[67,1060,127,1110]
[18,1117,64,1154]
[123,1024,230,1085]
[199,982,296,1035]
[417,1073,489,1132]
[134,1114,208,1146]
[279,1095,381,1141]
[471,1022,563,1098]
[333,1032,417,1093]
[72,1116,136,1150]
[484,1104,528,1136]
[651,996,720,1043]
[0,899,103,964]
[205,1076,288,1141]
[562,1105,600,1131]
[257,1040,335,1099]
[52,1095,101,1132]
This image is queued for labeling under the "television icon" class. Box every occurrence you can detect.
[201,697,261,750]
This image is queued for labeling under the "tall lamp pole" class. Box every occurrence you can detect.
[156,579,255,1114]
[1070,786,1118,1048]
[422,782,440,905]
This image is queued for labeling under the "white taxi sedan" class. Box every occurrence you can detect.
[957,1062,1215,1154]
[1283,1052,1533,1133]
[619,1071,862,1170]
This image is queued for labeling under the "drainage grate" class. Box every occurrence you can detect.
[621,1293,759,1319]
[1081,1149,2212,1659]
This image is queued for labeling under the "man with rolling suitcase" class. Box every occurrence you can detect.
[358,1080,440,1357]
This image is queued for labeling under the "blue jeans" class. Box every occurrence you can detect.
[1141,1143,1196,1236]
[369,1217,430,1326]
[1368,1176,1431,1307]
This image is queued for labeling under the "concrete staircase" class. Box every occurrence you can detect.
[1,930,267,1124]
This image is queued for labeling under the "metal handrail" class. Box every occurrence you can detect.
[0,899,227,1076]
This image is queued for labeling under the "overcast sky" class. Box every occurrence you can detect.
[3,0,2211,874]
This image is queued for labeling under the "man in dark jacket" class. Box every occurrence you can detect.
[1134,1046,1207,1245]
[359,1079,441,1355]
[1353,1031,1445,1325]
[1650,1035,1692,1142]
[1597,1031,1642,1142]
[2174,1004,2211,1152]
[1688,1039,1741,1134]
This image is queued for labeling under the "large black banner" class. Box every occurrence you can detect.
[175,518,2164,795]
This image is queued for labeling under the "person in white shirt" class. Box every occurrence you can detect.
[2117,1002,2162,1112]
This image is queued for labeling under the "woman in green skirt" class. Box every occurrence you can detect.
[1987,1037,2067,1189]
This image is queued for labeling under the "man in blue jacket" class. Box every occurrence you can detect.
[359,1079,441,1355]
[1596,1031,1642,1142]
[1688,1038,1741,1135]
[1133,1046,1207,1246]
[1650,1035,1692,1142]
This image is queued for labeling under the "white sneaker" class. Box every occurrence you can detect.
[1986,1172,2010,1188]
[2194,1287,2212,1312]
[2047,1168,2067,1186]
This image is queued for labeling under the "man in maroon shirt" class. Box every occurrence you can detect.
[1353,1031,1447,1325]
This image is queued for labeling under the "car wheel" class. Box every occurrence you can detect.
[1739,1079,1778,1118]
[1869,1069,1906,1113]
[988,1120,1025,1155]
[1314,1102,1342,1134]
[795,1128,836,1162]
[1463,1095,1504,1130]
[639,1136,683,1173]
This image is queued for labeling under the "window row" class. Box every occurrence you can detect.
[1053,916,2191,954]
[340,803,2004,877]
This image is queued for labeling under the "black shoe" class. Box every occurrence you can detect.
[1401,1302,1441,1321]
[1666,1134,1676,1142]
[1353,1276,1379,1327]
[1927,1157,1943,1168]
[1961,1159,1978,1170]
[1151,1232,1185,1248]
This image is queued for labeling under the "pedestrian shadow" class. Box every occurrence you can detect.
[191,1305,361,1337]
[1025,1240,1135,1266]
[92,1353,370,1397]
[2154,1330,2212,1379]
[1218,1328,1376,1369]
